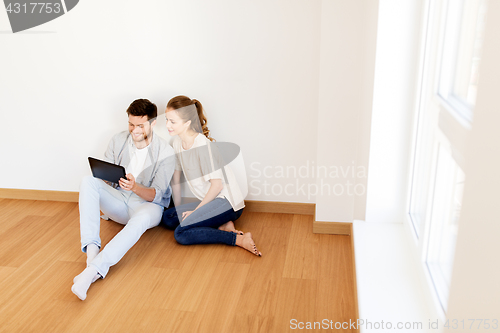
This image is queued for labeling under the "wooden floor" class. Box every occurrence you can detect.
[0,199,358,333]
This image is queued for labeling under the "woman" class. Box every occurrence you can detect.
[161,95,261,256]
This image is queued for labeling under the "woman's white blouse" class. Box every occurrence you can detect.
[172,134,245,211]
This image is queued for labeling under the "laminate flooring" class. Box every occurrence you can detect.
[0,199,357,333]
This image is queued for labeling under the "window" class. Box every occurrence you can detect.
[408,0,487,313]
[437,0,488,122]
[425,145,465,310]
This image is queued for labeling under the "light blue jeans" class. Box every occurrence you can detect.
[79,175,163,278]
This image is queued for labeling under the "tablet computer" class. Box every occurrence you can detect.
[88,157,126,184]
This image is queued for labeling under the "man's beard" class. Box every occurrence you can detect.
[130,131,150,142]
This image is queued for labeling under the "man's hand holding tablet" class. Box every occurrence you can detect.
[119,174,136,191]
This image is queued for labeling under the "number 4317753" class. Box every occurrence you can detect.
[6,3,62,14]
[444,319,498,330]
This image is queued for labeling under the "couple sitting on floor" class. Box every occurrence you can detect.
[72,96,261,301]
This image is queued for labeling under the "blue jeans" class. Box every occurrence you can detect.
[160,198,243,246]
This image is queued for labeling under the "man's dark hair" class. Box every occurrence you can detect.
[126,99,157,121]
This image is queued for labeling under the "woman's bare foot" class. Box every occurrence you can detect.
[218,221,243,235]
[235,232,262,256]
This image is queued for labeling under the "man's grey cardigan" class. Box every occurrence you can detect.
[104,131,175,208]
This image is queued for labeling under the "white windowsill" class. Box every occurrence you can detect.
[353,220,444,333]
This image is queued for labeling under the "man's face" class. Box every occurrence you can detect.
[128,115,155,145]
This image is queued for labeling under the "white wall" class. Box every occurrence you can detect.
[0,0,321,203]
[365,0,424,224]
[315,0,378,223]
[1,0,380,225]
[445,0,500,329]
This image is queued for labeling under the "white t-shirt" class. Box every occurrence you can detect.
[173,134,245,211]
[126,145,150,180]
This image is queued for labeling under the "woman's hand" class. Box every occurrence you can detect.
[119,173,137,192]
[182,210,193,221]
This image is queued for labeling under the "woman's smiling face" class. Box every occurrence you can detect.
[165,108,189,136]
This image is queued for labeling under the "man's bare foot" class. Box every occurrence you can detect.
[235,232,262,256]
[219,221,243,235]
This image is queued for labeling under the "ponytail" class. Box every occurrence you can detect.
[192,99,214,142]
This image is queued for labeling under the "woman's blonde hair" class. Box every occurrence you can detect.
[167,95,214,141]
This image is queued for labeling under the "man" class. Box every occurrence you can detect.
[72,99,175,300]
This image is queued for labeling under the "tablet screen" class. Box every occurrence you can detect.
[88,157,127,184]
